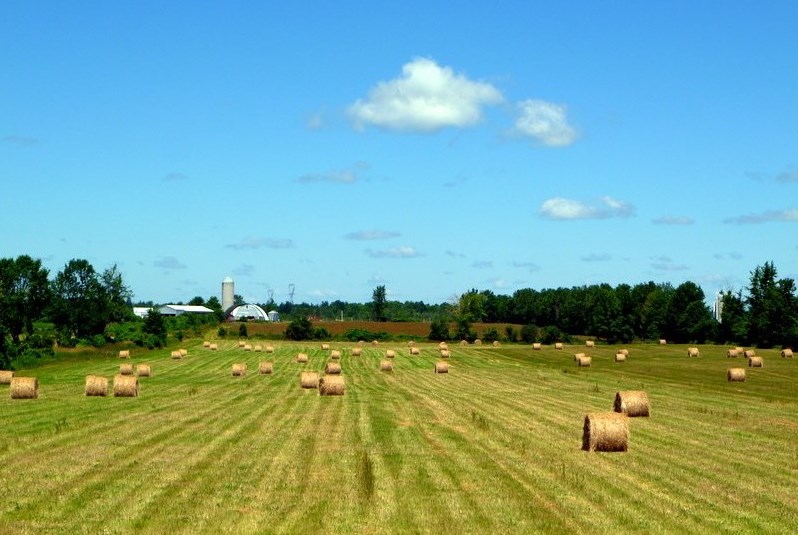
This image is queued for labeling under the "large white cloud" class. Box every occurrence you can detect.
[348,58,503,132]
[539,196,634,220]
[514,100,578,146]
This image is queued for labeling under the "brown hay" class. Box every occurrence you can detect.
[440,349,451,358]
[136,364,151,377]
[265,345,275,353]
[586,340,595,347]
[319,375,346,395]
[613,391,650,417]
[171,350,182,359]
[296,353,309,363]
[119,363,134,375]
[254,344,263,352]
[434,361,449,374]
[118,350,130,359]
[748,356,764,368]
[179,348,188,356]
[614,353,626,362]
[259,361,273,374]
[232,363,247,376]
[727,349,739,358]
[203,341,211,348]
[0,370,13,385]
[727,368,746,382]
[555,342,563,350]
[325,361,342,375]
[380,360,393,372]
[10,377,38,399]
[474,339,482,345]
[659,339,667,345]
[744,349,756,358]
[577,356,592,367]
[533,343,542,350]
[782,348,794,358]
[410,347,420,355]
[687,347,700,357]
[492,341,501,347]
[84,375,108,397]
[321,343,330,350]
[210,343,218,350]
[351,348,362,356]
[582,413,629,452]
[113,374,138,397]
[300,371,319,389]
[386,350,396,358]
[330,350,341,360]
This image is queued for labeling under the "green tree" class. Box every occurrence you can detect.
[664,282,714,343]
[188,296,205,306]
[0,255,51,343]
[715,291,747,344]
[372,285,387,322]
[747,262,797,348]
[100,264,133,324]
[428,318,450,341]
[49,259,106,339]
[285,316,313,340]
[238,323,248,338]
[142,309,166,346]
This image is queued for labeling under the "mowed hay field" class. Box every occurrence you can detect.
[1,343,797,534]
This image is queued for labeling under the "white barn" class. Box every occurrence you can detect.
[158,304,215,316]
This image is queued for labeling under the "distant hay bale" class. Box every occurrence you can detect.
[118,350,130,359]
[254,345,263,352]
[586,340,595,347]
[179,348,188,356]
[10,377,38,399]
[687,347,700,357]
[265,345,275,353]
[577,356,592,367]
[209,343,218,350]
[386,350,396,358]
[748,356,764,368]
[232,363,247,376]
[434,361,449,374]
[259,361,273,374]
[582,413,629,452]
[438,342,448,349]
[735,346,744,354]
[492,341,501,347]
[321,343,330,350]
[460,340,468,345]
[300,371,319,389]
[410,347,420,355]
[351,348,362,357]
[171,350,182,359]
[330,350,341,360]
[744,349,756,358]
[620,349,629,356]
[372,340,379,346]
[782,348,794,358]
[440,349,451,358]
[319,375,346,396]
[380,360,393,372]
[243,344,252,351]
[533,343,542,350]
[614,353,626,362]
[238,341,246,347]
[574,352,586,362]
[613,391,650,417]
[325,362,342,375]
[659,339,667,345]
[296,353,308,363]
[554,342,563,350]
[0,370,13,385]
[136,364,151,377]
[408,341,415,347]
[727,368,746,382]
[113,374,138,397]
[84,375,108,397]
[203,341,211,348]
[727,349,739,358]
[474,339,482,345]
[357,340,365,346]
[119,363,133,375]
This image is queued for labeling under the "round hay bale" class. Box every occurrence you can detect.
[238,341,246,348]
[179,348,188,357]
[613,391,650,417]
[781,348,793,358]
[371,340,379,346]
[735,346,744,354]
[659,339,667,345]
[474,339,482,345]
[210,343,218,350]
[577,356,592,367]
[687,347,700,357]
[582,413,629,452]
[727,368,746,382]
[296,353,308,363]
[136,364,151,377]
[321,343,330,350]
[319,375,346,395]
[84,375,108,397]
[258,361,273,375]
[438,342,448,349]
[351,348,362,356]
[113,374,138,397]
[554,342,563,350]
[380,360,393,372]
[10,377,38,399]
[0,370,14,385]
[440,349,451,358]
[492,341,501,347]
[586,340,595,347]
[727,349,739,358]
[203,341,211,348]
[330,350,341,360]
[574,352,586,362]
[748,356,764,368]
[386,350,396,358]
[118,350,130,359]
[300,371,319,389]
[243,344,252,352]
[119,363,134,375]
[410,347,420,355]
[620,349,629,356]
[358,340,365,346]
[171,350,182,359]
[744,349,756,358]
[434,361,449,374]
[325,361,342,375]
[532,343,542,350]
[408,341,415,347]
[614,353,626,362]
[460,340,468,345]
[254,344,263,352]
[265,345,275,353]
[232,363,247,376]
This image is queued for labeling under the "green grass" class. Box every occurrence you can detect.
[1,342,797,534]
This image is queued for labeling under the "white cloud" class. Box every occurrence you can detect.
[723,209,798,224]
[307,113,323,130]
[347,57,503,132]
[226,237,294,250]
[2,135,39,147]
[297,162,369,184]
[366,246,421,258]
[510,261,540,272]
[653,216,694,225]
[539,196,634,220]
[513,99,578,147]
[344,230,400,241]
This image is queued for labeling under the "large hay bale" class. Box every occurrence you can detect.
[254,344,263,352]
[614,353,626,362]
[85,375,108,397]
[727,349,739,358]
[474,339,482,345]
[179,348,188,357]
[744,349,756,358]
[577,356,592,367]
[659,339,667,345]
[113,374,138,397]
[434,361,449,374]
[203,341,211,348]
[440,349,451,358]
[209,343,218,350]
[0,370,14,385]
[330,350,341,360]
[582,413,629,452]
[232,363,247,376]
[492,341,501,347]
[380,360,393,372]
[319,375,346,395]
[118,350,130,359]
[554,342,563,350]
[586,340,595,347]
[574,352,586,362]
[321,343,330,350]
[171,350,182,359]
[687,347,700,357]
[136,364,151,377]
[386,350,396,358]
[735,346,744,354]
[325,361,342,375]
[296,353,309,363]
[300,371,319,389]
[727,368,746,382]
[613,391,650,417]
[782,348,794,358]
[119,363,133,375]
[533,343,542,350]
[351,348,362,356]
[410,347,420,355]
[259,361,273,375]
[748,356,764,368]
[265,345,275,353]
[10,377,38,399]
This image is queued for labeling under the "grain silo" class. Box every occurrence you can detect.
[221,276,234,312]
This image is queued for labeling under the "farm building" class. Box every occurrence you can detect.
[132,307,152,319]
[226,303,270,321]
[158,304,215,316]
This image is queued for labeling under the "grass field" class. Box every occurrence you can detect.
[1,341,797,534]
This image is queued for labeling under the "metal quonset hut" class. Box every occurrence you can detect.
[226,304,270,321]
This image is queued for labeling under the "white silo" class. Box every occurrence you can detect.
[221,276,235,312]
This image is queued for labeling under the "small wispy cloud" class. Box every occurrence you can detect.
[344,230,400,241]
[446,250,467,258]
[366,246,421,259]
[485,277,507,289]
[539,196,634,220]
[297,161,370,185]
[723,209,798,224]
[471,261,493,269]
[746,169,798,183]
[233,264,255,277]
[225,237,294,250]
[581,253,612,262]
[713,252,743,260]
[649,256,688,271]
[308,289,339,298]
[510,261,540,272]
[2,135,39,147]
[652,216,694,225]
[154,256,187,269]
[443,176,468,188]
[163,172,189,181]
[307,113,324,130]
[776,170,798,183]
[513,100,578,147]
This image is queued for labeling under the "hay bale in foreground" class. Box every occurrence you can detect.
[748,356,764,368]
[554,342,563,350]
[582,413,628,452]
[319,375,346,395]
[259,361,273,375]
[351,348,362,356]
[380,360,393,372]
[330,350,341,360]
[386,350,396,358]
[410,347,420,355]
[533,343,542,350]
[782,348,794,358]
[440,349,451,358]
[113,374,138,397]
[586,340,595,347]
[296,353,308,363]
[119,363,133,375]
[744,349,756,358]
[687,347,700,357]
[727,368,746,382]
[171,350,182,359]
[727,349,739,358]
[136,364,151,377]
[300,371,319,389]
[321,343,330,350]
[577,356,592,367]
[209,343,218,350]
[325,362,342,375]
[118,350,130,359]
[232,363,247,377]
[434,361,449,374]
[615,353,626,362]
[10,377,38,399]
[0,370,13,385]
[85,375,108,397]
[613,391,650,417]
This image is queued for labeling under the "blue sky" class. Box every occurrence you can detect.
[2,1,796,305]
